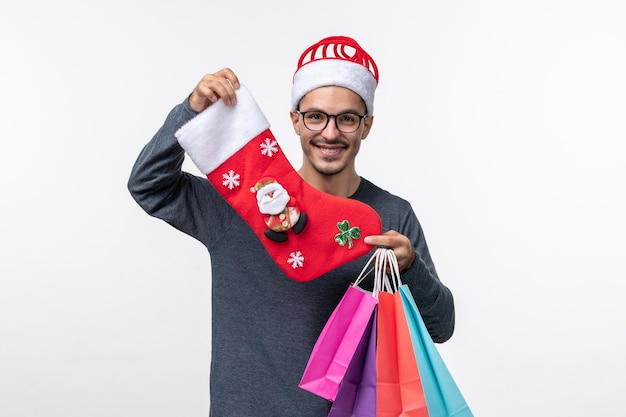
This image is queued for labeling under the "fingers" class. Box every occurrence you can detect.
[189,68,241,112]
[364,231,416,272]
[364,230,404,249]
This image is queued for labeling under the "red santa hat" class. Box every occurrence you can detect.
[250,177,277,193]
[291,36,379,114]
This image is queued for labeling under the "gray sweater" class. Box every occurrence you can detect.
[128,99,455,417]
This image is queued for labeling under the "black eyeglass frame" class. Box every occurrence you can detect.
[296,110,368,133]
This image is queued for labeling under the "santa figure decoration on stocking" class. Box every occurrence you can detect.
[250,176,308,242]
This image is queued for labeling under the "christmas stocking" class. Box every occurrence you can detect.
[175,85,382,282]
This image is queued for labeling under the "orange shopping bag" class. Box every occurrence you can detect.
[375,248,429,417]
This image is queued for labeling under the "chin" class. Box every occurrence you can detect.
[314,163,345,177]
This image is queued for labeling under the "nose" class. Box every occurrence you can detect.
[321,115,341,139]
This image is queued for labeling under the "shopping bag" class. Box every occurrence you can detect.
[299,250,380,401]
[327,308,377,417]
[400,285,474,417]
[376,249,429,417]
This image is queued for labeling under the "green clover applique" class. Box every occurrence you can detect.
[334,220,361,249]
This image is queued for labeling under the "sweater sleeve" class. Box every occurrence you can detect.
[400,210,456,343]
[127,99,233,248]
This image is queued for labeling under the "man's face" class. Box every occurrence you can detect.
[290,86,373,177]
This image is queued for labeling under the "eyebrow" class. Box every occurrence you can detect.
[300,107,365,114]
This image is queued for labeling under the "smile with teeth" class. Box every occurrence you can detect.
[316,144,345,155]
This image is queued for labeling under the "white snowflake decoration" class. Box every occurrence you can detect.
[260,137,279,157]
[287,251,304,269]
[221,170,240,190]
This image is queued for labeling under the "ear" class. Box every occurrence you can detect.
[290,111,301,135]
[360,115,374,140]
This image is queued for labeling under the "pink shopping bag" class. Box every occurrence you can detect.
[299,251,381,401]
[327,308,378,417]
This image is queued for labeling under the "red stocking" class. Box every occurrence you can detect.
[176,85,382,282]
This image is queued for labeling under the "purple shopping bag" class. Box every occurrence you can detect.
[299,251,380,401]
[327,308,377,417]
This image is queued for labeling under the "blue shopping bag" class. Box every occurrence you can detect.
[400,285,473,417]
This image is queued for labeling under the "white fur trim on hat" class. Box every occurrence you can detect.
[175,84,270,175]
[291,59,377,114]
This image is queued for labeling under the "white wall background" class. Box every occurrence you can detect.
[1,0,625,416]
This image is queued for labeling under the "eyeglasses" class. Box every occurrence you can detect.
[296,110,367,133]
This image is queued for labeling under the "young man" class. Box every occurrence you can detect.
[128,36,455,417]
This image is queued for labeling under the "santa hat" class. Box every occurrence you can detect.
[250,177,277,193]
[291,36,379,114]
